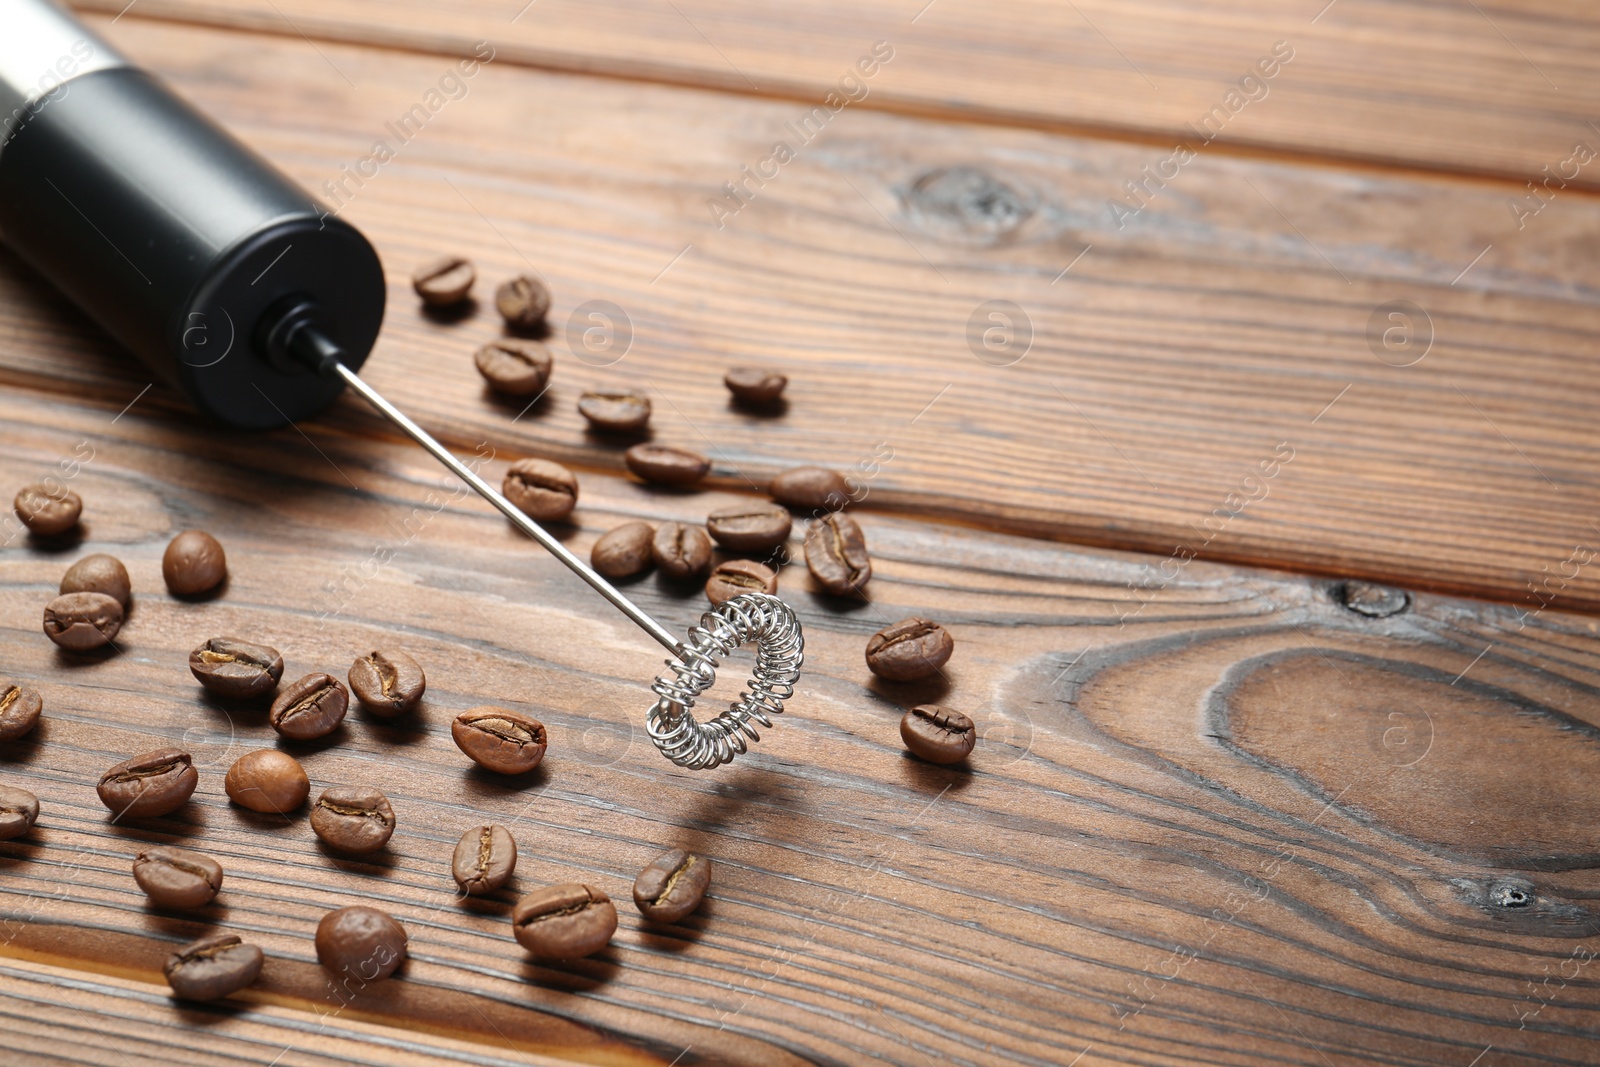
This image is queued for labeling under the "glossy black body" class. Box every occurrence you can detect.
[0,67,384,428]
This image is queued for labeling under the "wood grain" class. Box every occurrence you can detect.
[0,380,1597,1066]
[3,16,1598,614]
[0,954,591,1067]
[66,0,1600,188]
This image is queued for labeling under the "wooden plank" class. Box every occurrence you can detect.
[0,954,591,1067]
[0,382,1598,1066]
[3,16,1597,613]
[66,0,1600,187]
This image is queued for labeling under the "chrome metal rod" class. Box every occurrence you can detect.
[329,360,686,655]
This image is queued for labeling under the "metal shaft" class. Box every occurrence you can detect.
[329,360,687,656]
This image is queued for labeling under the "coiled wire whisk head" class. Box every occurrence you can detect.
[648,593,804,769]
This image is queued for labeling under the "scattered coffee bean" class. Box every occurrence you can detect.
[451,708,547,775]
[496,274,551,330]
[592,522,655,579]
[804,513,871,596]
[317,905,407,981]
[134,845,223,908]
[633,849,710,922]
[310,786,396,853]
[503,458,578,522]
[0,785,39,840]
[97,747,197,819]
[577,390,650,434]
[624,444,709,486]
[652,522,712,579]
[14,483,81,536]
[164,933,262,1001]
[475,338,552,397]
[42,591,123,651]
[452,824,517,895]
[189,637,284,700]
[511,884,616,959]
[900,705,976,764]
[163,530,227,595]
[706,559,777,606]
[412,255,475,306]
[865,618,954,681]
[706,503,791,554]
[269,673,348,741]
[60,554,130,607]
[0,682,42,742]
[225,749,309,814]
[724,367,787,407]
[769,467,849,512]
[348,650,426,716]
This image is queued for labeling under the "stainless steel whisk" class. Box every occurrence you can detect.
[293,326,806,771]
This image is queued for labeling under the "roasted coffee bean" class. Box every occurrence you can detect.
[503,458,578,521]
[624,444,709,486]
[577,390,650,434]
[310,786,395,853]
[632,849,710,922]
[97,747,197,819]
[652,522,712,579]
[452,824,517,895]
[475,338,552,396]
[316,906,407,981]
[225,749,309,814]
[769,467,850,512]
[511,884,616,959]
[14,483,81,536]
[163,529,227,595]
[348,650,426,716]
[189,637,283,700]
[0,682,42,742]
[724,367,787,407]
[705,559,777,606]
[591,522,655,579]
[804,512,871,595]
[865,618,954,681]
[134,845,223,908]
[496,274,551,330]
[412,255,475,306]
[0,785,39,840]
[706,503,791,554]
[60,553,130,607]
[900,705,976,764]
[42,592,123,651]
[269,673,348,740]
[451,708,547,775]
[164,934,262,1001]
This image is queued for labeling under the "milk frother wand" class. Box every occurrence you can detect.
[0,0,803,769]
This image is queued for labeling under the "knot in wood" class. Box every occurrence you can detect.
[1334,581,1409,618]
[1489,882,1533,909]
[905,166,1032,245]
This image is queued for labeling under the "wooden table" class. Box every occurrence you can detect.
[1,3,1597,1064]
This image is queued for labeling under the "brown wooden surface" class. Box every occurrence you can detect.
[2,15,1599,614]
[1,4,1599,1066]
[69,0,1600,188]
[0,954,588,1067]
[1,382,1599,1067]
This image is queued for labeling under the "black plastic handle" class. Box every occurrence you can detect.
[0,66,385,428]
